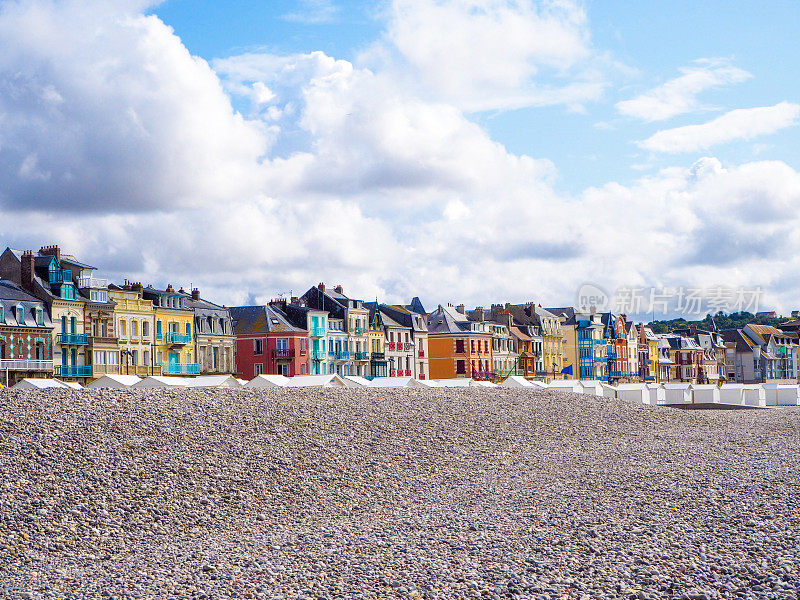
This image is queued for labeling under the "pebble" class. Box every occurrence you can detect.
[0,386,797,599]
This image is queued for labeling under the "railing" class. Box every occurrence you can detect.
[418,350,425,358]
[166,332,191,344]
[329,350,349,359]
[55,365,92,377]
[389,342,396,350]
[77,276,108,289]
[0,359,53,372]
[371,352,385,361]
[419,374,426,380]
[310,326,326,337]
[57,333,89,345]
[405,343,414,351]
[161,362,200,375]
[311,350,326,361]
[405,369,412,376]
[272,348,295,359]
[352,327,364,336]
[354,351,369,360]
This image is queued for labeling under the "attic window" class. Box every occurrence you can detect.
[271,319,279,325]
[16,304,24,323]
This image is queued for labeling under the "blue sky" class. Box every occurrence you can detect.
[150,0,800,193]
[2,0,800,317]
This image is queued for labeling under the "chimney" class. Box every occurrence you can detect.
[166,284,174,293]
[178,287,186,294]
[21,250,35,292]
[456,304,465,314]
[132,282,143,294]
[334,285,343,294]
[290,296,299,304]
[39,245,61,260]
[690,324,697,335]
[318,282,325,292]
[192,288,200,301]
[476,306,485,321]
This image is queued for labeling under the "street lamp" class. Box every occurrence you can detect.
[121,349,134,375]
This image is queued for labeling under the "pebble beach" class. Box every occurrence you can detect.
[1,387,798,600]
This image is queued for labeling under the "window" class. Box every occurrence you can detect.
[0,305,4,323]
[143,350,150,367]
[131,320,138,338]
[301,363,307,374]
[70,316,76,334]
[142,321,150,339]
[35,308,44,326]
[107,352,118,366]
[276,338,288,350]
[120,319,127,337]
[131,350,138,366]
[254,339,263,355]
[456,360,466,374]
[300,338,306,353]
[455,339,465,354]
[16,304,24,323]
[185,322,191,338]
[278,363,289,376]
[93,351,105,365]
[254,363,264,376]
[156,320,162,340]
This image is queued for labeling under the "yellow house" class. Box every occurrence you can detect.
[109,282,159,377]
[143,285,198,375]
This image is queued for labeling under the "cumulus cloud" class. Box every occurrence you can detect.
[0,0,265,212]
[616,59,751,121]
[3,0,800,315]
[639,102,800,153]
[363,0,607,112]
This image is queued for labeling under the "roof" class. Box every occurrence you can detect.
[721,329,756,353]
[229,305,305,335]
[58,255,97,270]
[0,279,42,303]
[509,326,532,342]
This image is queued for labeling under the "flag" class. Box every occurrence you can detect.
[561,364,573,375]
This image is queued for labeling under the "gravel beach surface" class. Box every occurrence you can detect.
[1,387,798,600]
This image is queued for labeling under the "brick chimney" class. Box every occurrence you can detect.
[21,250,35,292]
[476,306,485,321]
[334,285,343,294]
[131,282,143,294]
[318,282,325,292]
[456,304,465,314]
[39,245,61,260]
[192,288,200,301]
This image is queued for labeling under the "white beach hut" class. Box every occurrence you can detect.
[343,376,371,387]
[433,378,472,387]
[742,385,767,408]
[285,374,347,388]
[11,378,68,390]
[579,380,604,396]
[186,375,243,388]
[663,383,693,405]
[86,374,142,389]
[133,376,192,388]
[499,375,535,388]
[646,383,665,405]
[547,380,583,393]
[245,374,290,388]
[470,380,498,388]
[692,384,720,405]
[718,384,745,407]
[59,381,84,389]
[600,383,617,398]
[615,383,649,404]
[774,384,800,406]
[368,377,436,388]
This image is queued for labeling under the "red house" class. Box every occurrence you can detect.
[229,304,309,379]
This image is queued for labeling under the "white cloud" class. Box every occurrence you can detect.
[616,59,751,121]
[3,0,800,316]
[639,102,800,153]
[361,0,607,112]
[282,0,340,25]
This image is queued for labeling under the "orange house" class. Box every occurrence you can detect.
[427,304,493,379]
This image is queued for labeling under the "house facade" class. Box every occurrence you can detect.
[144,285,197,376]
[109,282,158,377]
[184,288,235,375]
[0,280,54,386]
[427,304,493,379]
[230,304,308,379]
[378,302,430,380]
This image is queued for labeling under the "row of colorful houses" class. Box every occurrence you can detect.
[2,245,797,386]
[0,246,235,386]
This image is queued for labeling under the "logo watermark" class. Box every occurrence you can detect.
[576,284,764,319]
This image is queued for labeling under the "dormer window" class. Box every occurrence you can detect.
[35,307,44,326]
[0,305,4,323]
[16,304,24,323]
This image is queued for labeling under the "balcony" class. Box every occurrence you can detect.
[388,342,396,350]
[166,332,191,345]
[0,359,53,372]
[371,352,385,361]
[310,326,326,337]
[77,276,108,289]
[311,349,326,361]
[405,369,412,376]
[272,348,295,359]
[48,269,72,284]
[329,350,349,360]
[352,327,364,336]
[55,365,92,377]
[418,350,425,358]
[354,351,369,360]
[161,362,200,375]
[57,333,89,345]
